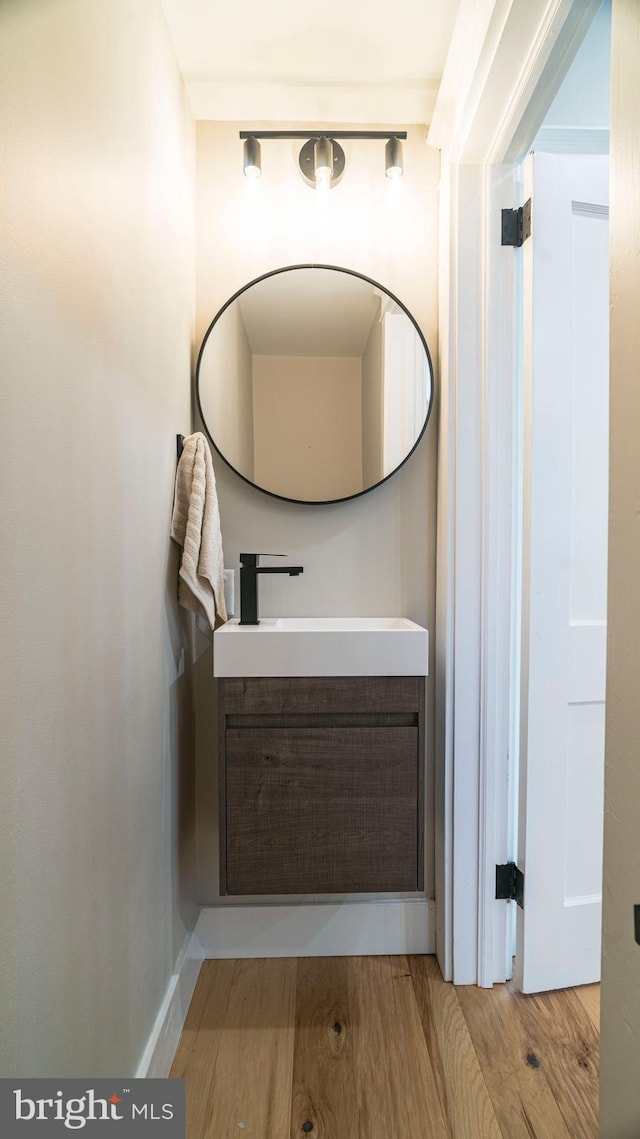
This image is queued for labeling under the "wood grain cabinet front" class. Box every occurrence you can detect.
[218,676,425,896]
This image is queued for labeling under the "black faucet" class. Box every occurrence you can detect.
[239,553,304,625]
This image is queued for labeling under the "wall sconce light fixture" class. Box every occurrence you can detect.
[240,131,406,189]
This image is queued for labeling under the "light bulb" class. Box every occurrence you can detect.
[314,136,333,184]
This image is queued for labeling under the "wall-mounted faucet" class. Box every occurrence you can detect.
[239,553,304,625]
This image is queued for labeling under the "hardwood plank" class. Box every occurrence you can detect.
[573,983,600,1032]
[289,957,358,1138]
[170,960,233,1072]
[409,956,502,1139]
[170,960,235,1139]
[457,982,574,1139]
[508,982,598,1139]
[348,955,449,1138]
[202,958,297,1139]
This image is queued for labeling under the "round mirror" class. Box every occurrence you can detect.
[196,265,434,505]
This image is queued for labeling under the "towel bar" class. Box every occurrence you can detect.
[176,434,185,459]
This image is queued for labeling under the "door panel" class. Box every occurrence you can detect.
[516,152,609,993]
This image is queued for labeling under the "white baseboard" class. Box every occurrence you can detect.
[135,926,205,1079]
[195,898,435,959]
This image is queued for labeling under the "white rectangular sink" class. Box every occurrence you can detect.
[213,617,429,678]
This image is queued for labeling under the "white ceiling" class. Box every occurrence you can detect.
[160,0,461,123]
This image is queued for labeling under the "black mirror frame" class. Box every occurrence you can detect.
[195,263,435,506]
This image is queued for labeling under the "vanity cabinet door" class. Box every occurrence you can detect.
[224,726,419,895]
[218,675,425,895]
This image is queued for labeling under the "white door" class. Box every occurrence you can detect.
[516,151,609,993]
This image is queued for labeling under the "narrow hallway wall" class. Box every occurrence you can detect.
[0,0,196,1075]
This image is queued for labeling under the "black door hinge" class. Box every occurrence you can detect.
[496,862,524,908]
[501,199,532,247]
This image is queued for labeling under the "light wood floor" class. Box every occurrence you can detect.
[170,956,599,1139]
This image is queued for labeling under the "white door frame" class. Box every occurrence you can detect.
[431,0,603,986]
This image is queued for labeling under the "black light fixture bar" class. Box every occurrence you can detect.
[239,130,407,141]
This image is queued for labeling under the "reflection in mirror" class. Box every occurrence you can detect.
[196,266,433,504]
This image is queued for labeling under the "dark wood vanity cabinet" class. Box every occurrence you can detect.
[218,676,425,895]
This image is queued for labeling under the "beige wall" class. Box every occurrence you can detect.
[362,312,384,486]
[252,354,363,500]
[0,0,196,1076]
[195,122,439,901]
[600,1,640,1133]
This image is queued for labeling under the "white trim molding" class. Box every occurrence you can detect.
[135,927,205,1079]
[429,0,602,987]
[429,0,603,164]
[534,126,610,153]
[195,900,435,959]
[477,162,522,988]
